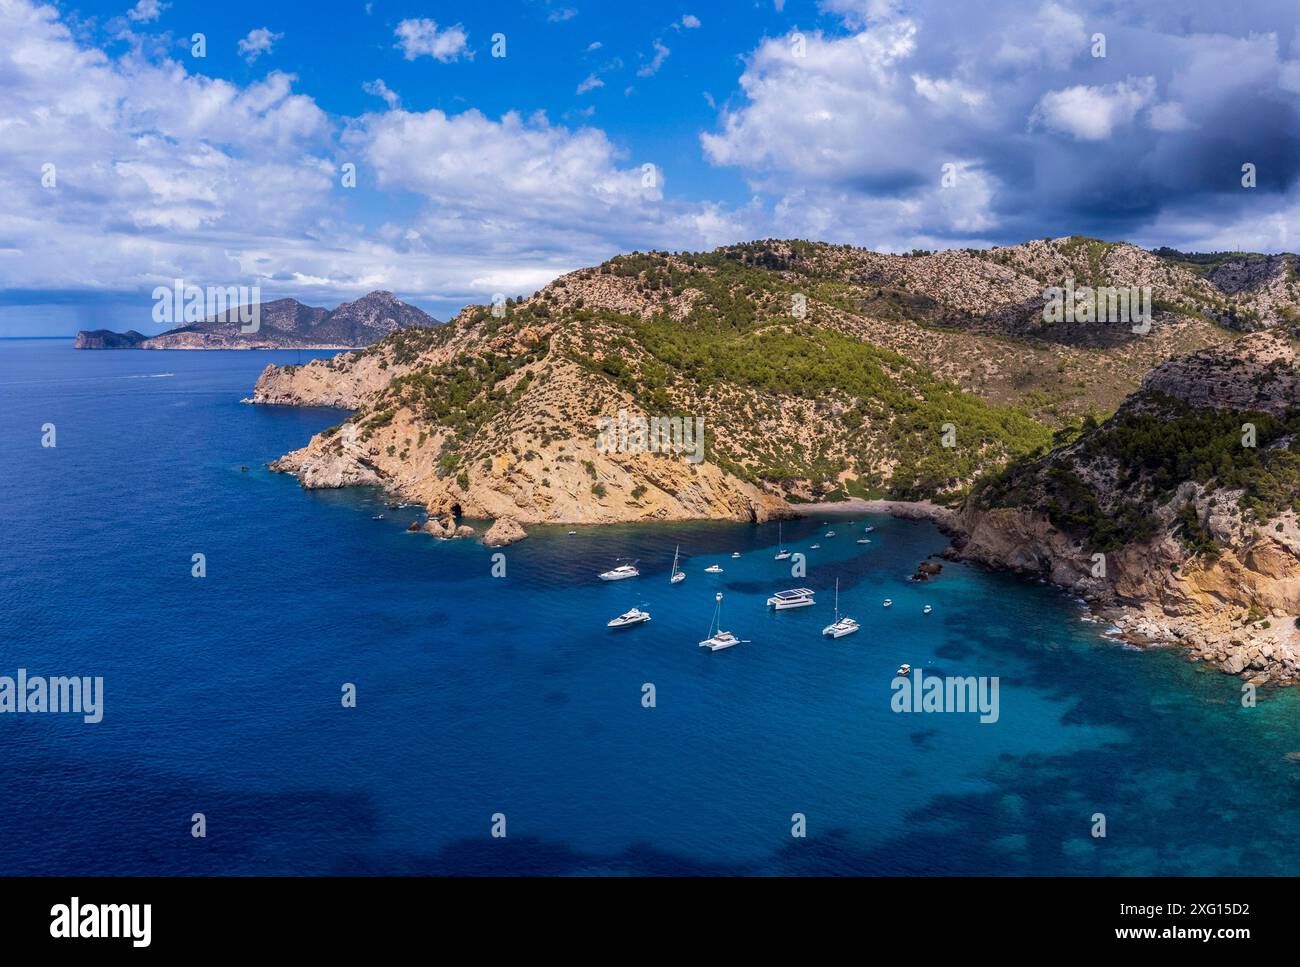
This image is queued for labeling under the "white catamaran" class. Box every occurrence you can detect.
[670,545,686,584]
[822,578,860,638]
[767,587,816,610]
[699,592,742,651]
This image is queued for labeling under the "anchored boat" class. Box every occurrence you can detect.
[599,561,640,581]
[774,522,791,561]
[767,587,816,610]
[822,578,859,638]
[699,592,743,651]
[607,607,651,629]
[670,545,686,584]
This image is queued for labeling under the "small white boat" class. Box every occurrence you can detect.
[774,522,791,560]
[767,587,815,610]
[700,592,744,651]
[372,514,385,520]
[670,545,686,584]
[810,543,821,549]
[705,564,723,573]
[923,604,933,614]
[822,579,859,638]
[731,551,741,558]
[896,663,911,676]
[608,607,651,628]
[599,562,640,581]
[825,530,836,538]
[856,538,871,545]
[883,599,893,608]
[864,525,875,533]
[568,530,577,535]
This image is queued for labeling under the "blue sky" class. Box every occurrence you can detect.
[4,0,1300,334]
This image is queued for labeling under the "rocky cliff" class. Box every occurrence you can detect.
[254,237,1270,523]
[74,329,146,349]
[955,332,1300,682]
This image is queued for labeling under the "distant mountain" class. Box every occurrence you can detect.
[74,291,439,350]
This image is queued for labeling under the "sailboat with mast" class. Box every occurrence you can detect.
[774,522,791,561]
[822,578,860,638]
[670,545,686,584]
[699,592,743,651]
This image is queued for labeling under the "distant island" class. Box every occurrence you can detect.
[75,290,438,350]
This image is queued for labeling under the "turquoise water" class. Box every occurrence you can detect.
[2,338,1299,875]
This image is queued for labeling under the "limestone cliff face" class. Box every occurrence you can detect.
[954,333,1300,682]
[269,355,787,527]
[245,241,1300,608]
[249,354,408,409]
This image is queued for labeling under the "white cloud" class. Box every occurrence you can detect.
[548,8,578,22]
[993,2,1087,68]
[0,0,755,318]
[911,74,987,110]
[818,0,904,28]
[576,73,604,94]
[637,40,670,77]
[1148,101,1193,132]
[342,106,756,266]
[238,27,283,63]
[394,19,469,62]
[701,24,921,182]
[362,78,400,109]
[1032,76,1156,140]
[680,14,701,29]
[126,0,169,23]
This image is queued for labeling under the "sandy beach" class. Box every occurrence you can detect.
[793,498,958,527]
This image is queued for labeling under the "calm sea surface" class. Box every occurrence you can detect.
[2,339,1298,875]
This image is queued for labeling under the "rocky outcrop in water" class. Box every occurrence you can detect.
[484,517,528,547]
[74,329,146,349]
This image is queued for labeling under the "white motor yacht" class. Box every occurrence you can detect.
[607,608,651,628]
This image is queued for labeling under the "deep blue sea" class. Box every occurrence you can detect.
[3,338,1300,875]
